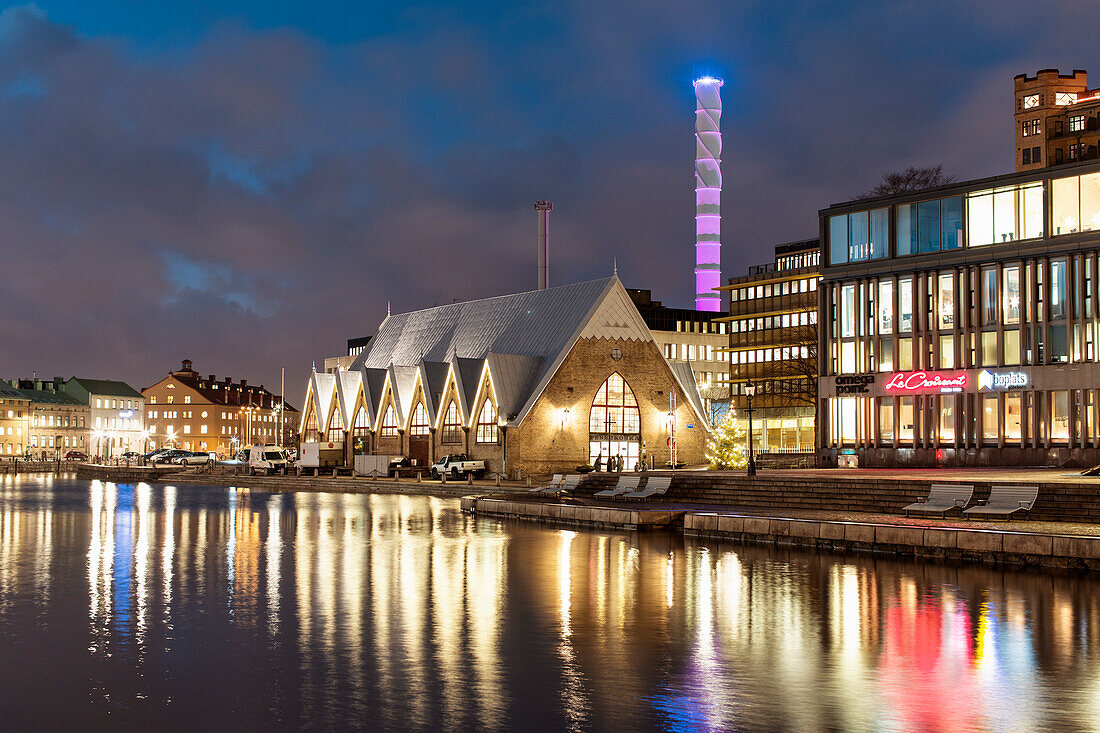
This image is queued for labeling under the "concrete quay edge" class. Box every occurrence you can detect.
[682,512,1100,569]
[464,495,681,530]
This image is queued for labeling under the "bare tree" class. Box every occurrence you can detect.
[858,164,955,199]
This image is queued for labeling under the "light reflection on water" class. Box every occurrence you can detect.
[0,475,1098,730]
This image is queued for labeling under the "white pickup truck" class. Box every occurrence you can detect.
[431,454,487,479]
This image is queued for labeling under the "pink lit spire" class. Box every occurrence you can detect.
[693,76,723,311]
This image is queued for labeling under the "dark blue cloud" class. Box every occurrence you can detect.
[0,1,1094,398]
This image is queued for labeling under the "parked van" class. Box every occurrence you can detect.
[249,445,289,475]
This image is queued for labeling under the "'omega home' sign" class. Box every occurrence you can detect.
[836,374,875,394]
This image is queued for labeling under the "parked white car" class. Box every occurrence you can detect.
[430,454,487,479]
[175,451,213,466]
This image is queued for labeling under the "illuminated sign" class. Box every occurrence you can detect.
[836,374,875,394]
[884,371,967,393]
[977,370,1027,391]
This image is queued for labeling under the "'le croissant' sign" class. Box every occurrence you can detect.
[884,371,967,393]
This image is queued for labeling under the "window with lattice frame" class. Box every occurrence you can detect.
[441,402,462,443]
[476,400,498,443]
[589,373,640,434]
[380,406,398,437]
[409,402,429,436]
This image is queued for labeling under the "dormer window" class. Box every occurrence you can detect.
[1023,94,1039,109]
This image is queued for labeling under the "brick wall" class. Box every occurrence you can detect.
[507,337,708,475]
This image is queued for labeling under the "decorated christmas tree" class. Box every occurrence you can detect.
[705,411,749,469]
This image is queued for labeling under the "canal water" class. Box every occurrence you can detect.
[0,476,1098,731]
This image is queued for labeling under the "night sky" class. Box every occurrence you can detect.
[0,1,1093,402]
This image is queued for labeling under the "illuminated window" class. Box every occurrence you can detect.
[879,398,894,444]
[589,373,640,434]
[1023,94,1039,109]
[476,400,498,443]
[303,407,319,441]
[1070,115,1086,132]
[325,406,344,441]
[166,395,173,404]
[1021,119,1040,136]
[1003,266,1021,324]
[1056,92,1077,105]
[966,183,1044,246]
[200,424,208,435]
[380,406,397,438]
[898,396,915,443]
[441,402,462,444]
[938,396,955,443]
[409,403,429,436]
[937,272,954,330]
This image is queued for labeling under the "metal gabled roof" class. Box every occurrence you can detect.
[310,372,337,432]
[362,368,386,425]
[355,278,617,369]
[485,353,543,421]
[667,361,709,427]
[389,364,419,425]
[452,357,484,420]
[419,361,449,424]
[334,370,362,431]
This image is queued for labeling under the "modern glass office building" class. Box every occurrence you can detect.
[818,160,1100,466]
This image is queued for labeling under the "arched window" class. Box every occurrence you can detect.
[476,400,498,443]
[380,406,398,437]
[409,403,429,436]
[303,406,320,441]
[590,373,640,433]
[441,402,462,443]
[352,406,370,454]
[353,407,370,436]
[326,406,344,442]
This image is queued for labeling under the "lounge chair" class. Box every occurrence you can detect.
[529,473,563,493]
[537,474,581,494]
[901,483,974,518]
[594,475,640,498]
[622,476,672,500]
[963,484,1038,519]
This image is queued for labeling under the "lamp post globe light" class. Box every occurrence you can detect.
[744,383,757,477]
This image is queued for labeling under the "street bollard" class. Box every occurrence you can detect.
[495,474,501,486]
[441,472,446,484]
[526,476,531,488]
[467,473,473,485]
[417,471,422,483]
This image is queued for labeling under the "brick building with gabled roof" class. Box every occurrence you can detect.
[142,360,298,455]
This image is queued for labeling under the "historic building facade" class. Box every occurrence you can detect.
[0,382,29,458]
[9,379,90,458]
[300,277,709,476]
[142,360,297,455]
[717,238,820,453]
[1016,69,1100,172]
[61,377,145,459]
[819,159,1100,466]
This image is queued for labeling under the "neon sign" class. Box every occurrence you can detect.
[884,371,967,393]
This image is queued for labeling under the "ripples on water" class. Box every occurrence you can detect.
[0,475,1098,731]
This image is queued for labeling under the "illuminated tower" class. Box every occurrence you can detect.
[693,76,723,311]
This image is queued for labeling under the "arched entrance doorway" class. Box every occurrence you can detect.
[589,373,641,469]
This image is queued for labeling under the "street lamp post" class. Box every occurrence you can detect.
[745,383,757,477]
